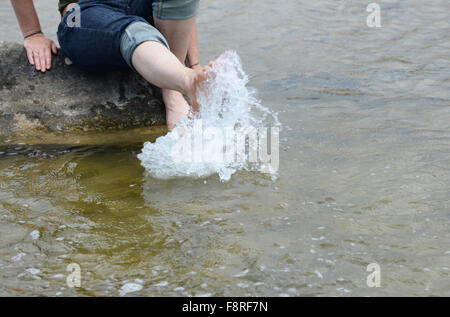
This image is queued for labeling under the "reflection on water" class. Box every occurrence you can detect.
[0,0,449,296]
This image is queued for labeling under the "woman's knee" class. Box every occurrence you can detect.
[152,0,200,20]
[120,21,169,71]
[58,4,161,72]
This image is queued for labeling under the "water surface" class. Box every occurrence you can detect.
[0,0,449,296]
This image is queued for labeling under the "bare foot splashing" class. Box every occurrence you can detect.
[137,51,280,182]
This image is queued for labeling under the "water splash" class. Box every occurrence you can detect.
[138,51,279,182]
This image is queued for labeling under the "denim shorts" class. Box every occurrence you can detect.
[57,0,199,72]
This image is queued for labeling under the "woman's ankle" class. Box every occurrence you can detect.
[180,67,195,96]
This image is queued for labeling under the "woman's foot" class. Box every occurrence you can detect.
[183,65,209,111]
[164,64,213,131]
[163,89,190,131]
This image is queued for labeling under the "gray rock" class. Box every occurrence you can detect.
[0,41,165,140]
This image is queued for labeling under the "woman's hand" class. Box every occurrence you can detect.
[24,33,58,72]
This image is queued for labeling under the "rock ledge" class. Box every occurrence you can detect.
[0,41,165,139]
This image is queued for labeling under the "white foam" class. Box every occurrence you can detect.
[196,293,213,297]
[52,274,65,278]
[315,270,323,279]
[234,268,249,277]
[12,252,26,262]
[30,230,40,240]
[119,282,143,296]
[154,281,168,287]
[26,267,40,275]
[138,51,279,182]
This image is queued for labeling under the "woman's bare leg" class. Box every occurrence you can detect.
[131,41,207,130]
[154,16,197,131]
[154,17,195,62]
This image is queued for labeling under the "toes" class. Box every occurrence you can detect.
[195,68,208,83]
[191,96,200,112]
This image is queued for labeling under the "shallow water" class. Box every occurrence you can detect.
[0,0,449,296]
